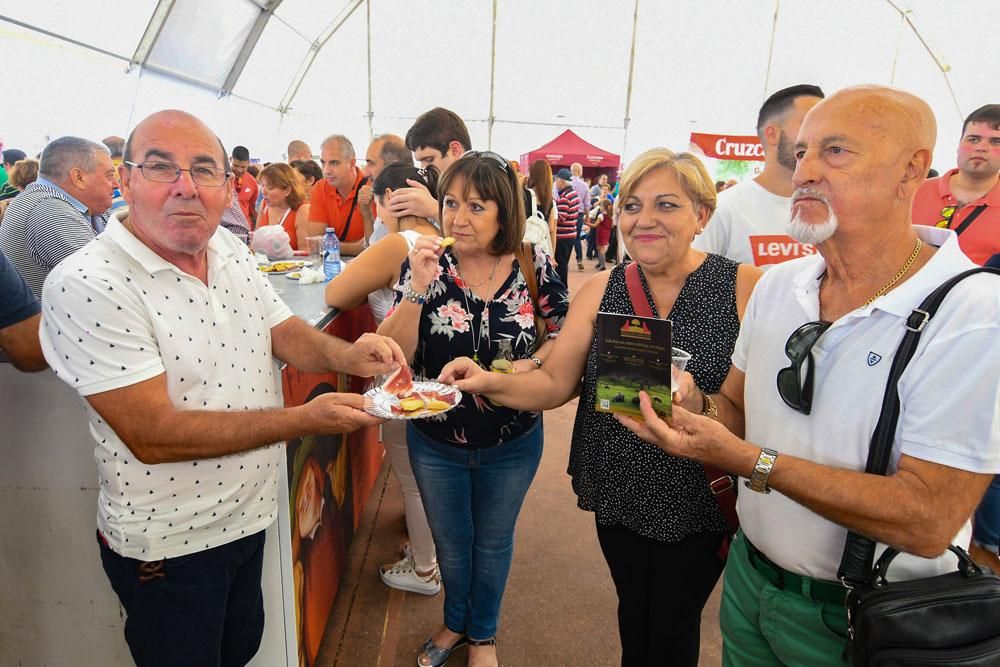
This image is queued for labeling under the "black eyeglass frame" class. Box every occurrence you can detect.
[124,160,231,187]
[776,320,832,415]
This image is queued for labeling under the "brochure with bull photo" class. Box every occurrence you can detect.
[594,312,672,420]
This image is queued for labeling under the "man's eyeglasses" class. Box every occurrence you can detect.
[776,320,831,415]
[125,160,230,187]
[462,150,510,172]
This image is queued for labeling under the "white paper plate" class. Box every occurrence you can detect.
[363,381,462,420]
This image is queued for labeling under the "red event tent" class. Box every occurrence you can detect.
[520,130,620,177]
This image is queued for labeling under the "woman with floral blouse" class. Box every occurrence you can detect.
[377,151,568,667]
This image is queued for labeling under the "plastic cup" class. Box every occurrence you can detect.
[306,235,324,261]
[671,347,692,392]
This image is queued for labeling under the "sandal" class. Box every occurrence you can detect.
[467,637,497,667]
[417,635,467,667]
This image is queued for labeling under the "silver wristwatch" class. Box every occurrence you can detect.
[744,448,778,494]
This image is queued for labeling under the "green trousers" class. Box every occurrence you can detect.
[721,531,850,666]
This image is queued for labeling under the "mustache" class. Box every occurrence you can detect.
[792,188,830,205]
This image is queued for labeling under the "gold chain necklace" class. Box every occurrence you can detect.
[455,253,501,289]
[861,238,923,307]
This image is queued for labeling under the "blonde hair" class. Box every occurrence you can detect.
[617,148,717,219]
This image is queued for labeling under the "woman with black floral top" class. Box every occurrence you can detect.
[378,151,568,667]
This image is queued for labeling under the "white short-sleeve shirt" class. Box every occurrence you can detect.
[40,214,294,560]
[733,225,1000,582]
[694,178,819,268]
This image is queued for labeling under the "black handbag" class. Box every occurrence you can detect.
[837,267,1000,666]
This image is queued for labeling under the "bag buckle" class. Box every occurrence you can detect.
[709,475,734,495]
[905,308,930,332]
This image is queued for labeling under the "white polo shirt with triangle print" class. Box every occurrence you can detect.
[734,225,1000,582]
[40,215,293,561]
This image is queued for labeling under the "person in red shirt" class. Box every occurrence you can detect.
[309,135,368,256]
[231,145,258,229]
[913,104,1000,266]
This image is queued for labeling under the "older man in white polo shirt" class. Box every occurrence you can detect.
[621,86,1000,665]
[39,109,404,667]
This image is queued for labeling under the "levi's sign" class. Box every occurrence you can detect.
[749,234,817,266]
[689,133,765,161]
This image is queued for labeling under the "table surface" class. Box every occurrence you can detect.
[267,272,338,329]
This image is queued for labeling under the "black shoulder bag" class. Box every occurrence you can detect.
[339,175,369,242]
[838,267,1000,666]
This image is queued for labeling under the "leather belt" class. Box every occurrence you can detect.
[745,536,847,605]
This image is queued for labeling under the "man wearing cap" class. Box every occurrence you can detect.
[621,86,1000,665]
[0,149,28,200]
[553,167,580,285]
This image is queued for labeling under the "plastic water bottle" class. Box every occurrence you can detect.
[322,228,341,281]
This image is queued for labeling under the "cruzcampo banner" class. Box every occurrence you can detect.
[688,133,764,183]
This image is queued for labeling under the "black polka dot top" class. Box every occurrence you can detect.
[568,254,740,542]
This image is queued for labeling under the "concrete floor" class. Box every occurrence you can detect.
[317,258,724,667]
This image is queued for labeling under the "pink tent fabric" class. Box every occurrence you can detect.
[519,130,621,170]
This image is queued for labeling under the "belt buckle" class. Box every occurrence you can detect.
[906,308,930,332]
[709,475,734,495]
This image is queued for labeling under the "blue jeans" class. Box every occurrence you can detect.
[974,475,1000,552]
[407,420,543,640]
[98,530,265,667]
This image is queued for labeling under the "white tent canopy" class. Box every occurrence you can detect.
[1,0,996,172]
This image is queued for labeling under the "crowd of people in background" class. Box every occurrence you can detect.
[0,86,998,667]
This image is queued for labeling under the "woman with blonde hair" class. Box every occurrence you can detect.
[259,162,310,249]
[440,148,762,666]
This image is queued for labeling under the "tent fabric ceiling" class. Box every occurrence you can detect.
[0,0,997,172]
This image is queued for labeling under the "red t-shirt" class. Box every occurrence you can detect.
[233,173,259,225]
[308,169,367,243]
[913,169,1000,265]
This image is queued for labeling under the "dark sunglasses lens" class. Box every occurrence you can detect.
[786,323,827,358]
[777,366,803,410]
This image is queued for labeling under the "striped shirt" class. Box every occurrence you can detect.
[0,181,110,298]
[556,186,580,239]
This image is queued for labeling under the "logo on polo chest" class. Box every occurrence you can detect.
[867,352,883,367]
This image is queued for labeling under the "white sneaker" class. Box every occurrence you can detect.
[379,556,441,595]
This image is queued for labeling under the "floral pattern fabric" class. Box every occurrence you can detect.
[387,245,569,449]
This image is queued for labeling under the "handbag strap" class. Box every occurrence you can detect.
[624,262,740,537]
[838,266,1000,585]
[952,204,987,236]
[340,175,369,241]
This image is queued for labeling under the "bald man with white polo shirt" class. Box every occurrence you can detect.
[620,86,1000,665]
[39,109,404,666]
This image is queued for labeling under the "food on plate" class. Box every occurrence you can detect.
[398,397,426,412]
[259,260,307,273]
[382,365,414,396]
[440,236,456,248]
[388,388,458,418]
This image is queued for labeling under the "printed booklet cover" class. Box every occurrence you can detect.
[594,312,672,420]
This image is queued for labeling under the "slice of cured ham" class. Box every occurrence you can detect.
[382,365,414,396]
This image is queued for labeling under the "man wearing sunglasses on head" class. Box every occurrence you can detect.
[618,86,1000,666]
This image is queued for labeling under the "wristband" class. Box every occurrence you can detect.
[700,392,718,420]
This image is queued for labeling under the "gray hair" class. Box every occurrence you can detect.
[321,134,356,160]
[39,137,109,181]
[375,134,412,166]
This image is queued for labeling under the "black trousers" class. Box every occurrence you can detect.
[555,238,574,286]
[596,521,725,667]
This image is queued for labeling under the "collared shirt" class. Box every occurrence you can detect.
[912,168,1000,265]
[0,180,110,298]
[734,225,1000,582]
[571,176,591,214]
[233,172,259,224]
[39,212,293,560]
[556,186,580,239]
[308,169,366,243]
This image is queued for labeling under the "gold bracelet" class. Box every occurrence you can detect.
[700,392,719,420]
